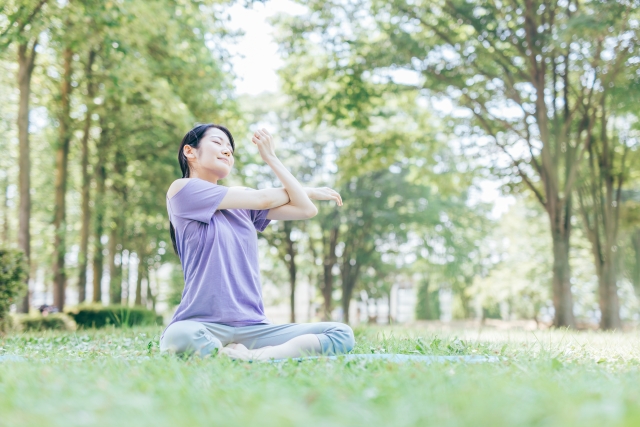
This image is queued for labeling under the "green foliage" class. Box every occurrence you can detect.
[468,200,551,321]
[18,313,75,331]
[166,265,185,307]
[0,248,27,329]
[415,279,440,320]
[67,305,162,329]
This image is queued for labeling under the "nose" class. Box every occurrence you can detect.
[221,147,231,156]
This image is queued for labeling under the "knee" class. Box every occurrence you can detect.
[160,321,221,357]
[327,322,355,354]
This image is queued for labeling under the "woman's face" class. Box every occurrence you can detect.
[186,127,234,178]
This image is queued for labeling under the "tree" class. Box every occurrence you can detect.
[16,40,37,312]
[469,198,551,324]
[1,0,51,312]
[576,129,631,329]
[275,0,640,327]
[620,186,640,300]
[0,0,238,310]
[76,48,96,303]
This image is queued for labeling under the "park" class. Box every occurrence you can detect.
[1,0,640,426]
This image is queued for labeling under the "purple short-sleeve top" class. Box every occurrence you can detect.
[165,178,272,328]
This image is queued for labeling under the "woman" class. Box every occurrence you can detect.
[160,123,355,360]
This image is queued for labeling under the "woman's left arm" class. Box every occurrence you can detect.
[266,187,343,220]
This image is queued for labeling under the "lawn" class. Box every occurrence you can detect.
[1,325,640,427]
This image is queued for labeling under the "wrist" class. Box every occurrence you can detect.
[262,153,279,163]
[304,187,316,200]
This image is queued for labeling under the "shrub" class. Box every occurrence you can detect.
[0,248,28,332]
[19,313,75,331]
[67,305,163,329]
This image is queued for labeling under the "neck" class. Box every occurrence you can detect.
[190,169,221,185]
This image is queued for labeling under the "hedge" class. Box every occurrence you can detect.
[0,248,28,332]
[19,313,75,331]
[67,305,163,328]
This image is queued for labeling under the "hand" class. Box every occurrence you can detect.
[251,128,277,161]
[306,187,343,206]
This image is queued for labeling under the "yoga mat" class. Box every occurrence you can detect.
[270,354,500,364]
[0,354,499,364]
[0,355,25,362]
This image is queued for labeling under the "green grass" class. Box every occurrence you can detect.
[1,326,640,427]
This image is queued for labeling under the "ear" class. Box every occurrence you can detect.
[184,145,196,159]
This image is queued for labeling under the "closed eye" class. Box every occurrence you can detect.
[212,137,232,153]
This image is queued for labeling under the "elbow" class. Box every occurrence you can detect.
[304,204,318,219]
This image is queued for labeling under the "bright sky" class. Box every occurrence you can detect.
[225,0,306,95]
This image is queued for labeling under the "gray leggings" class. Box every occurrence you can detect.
[160,320,355,357]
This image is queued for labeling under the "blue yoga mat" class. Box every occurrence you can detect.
[0,354,499,364]
[270,354,499,363]
[0,355,25,362]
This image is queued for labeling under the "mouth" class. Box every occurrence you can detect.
[217,157,230,165]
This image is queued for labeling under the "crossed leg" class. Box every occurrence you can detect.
[160,321,355,360]
[220,334,322,361]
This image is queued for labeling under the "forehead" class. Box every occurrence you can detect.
[203,127,230,144]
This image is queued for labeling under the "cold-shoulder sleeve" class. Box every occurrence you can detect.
[168,179,229,223]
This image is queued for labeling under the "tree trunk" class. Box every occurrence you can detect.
[91,176,106,303]
[1,176,9,244]
[91,124,108,303]
[631,230,640,295]
[580,192,622,330]
[321,226,339,320]
[109,148,127,305]
[135,249,144,306]
[283,222,297,323]
[121,250,129,305]
[17,40,37,313]
[550,218,575,328]
[77,49,96,304]
[598,257,621,330]
[575,112,624,330]
[52,47,73,311]
[108,224,122,305]
[340,265,360,325]
[147,268,157,311]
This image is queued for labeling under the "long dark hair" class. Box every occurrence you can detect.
[169,123,235,256]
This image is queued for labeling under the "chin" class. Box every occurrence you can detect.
[214,167,231,180]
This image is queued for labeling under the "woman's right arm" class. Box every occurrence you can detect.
[167,179,290,210]
[218,187,290,210]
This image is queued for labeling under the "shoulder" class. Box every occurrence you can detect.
[167,178,192,199]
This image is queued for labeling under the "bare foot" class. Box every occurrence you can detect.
[219,343,253,361]
[249,346,275,361]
